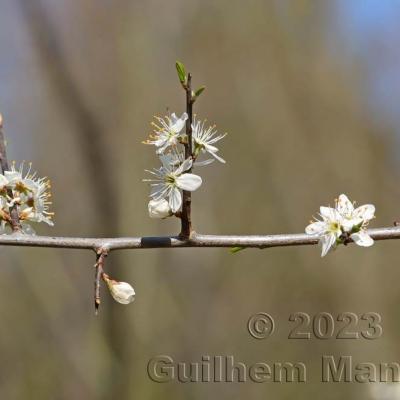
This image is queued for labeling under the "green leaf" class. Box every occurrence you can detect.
[175,61,186,84]
[194,86,206,98]
[230,246,245,254]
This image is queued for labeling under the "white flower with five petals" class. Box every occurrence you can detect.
[335,194,375,247]
[306,194,376,257]
[144,155,202,213]
[192,118,226,163]
[144,112,188,154]
[306,206,343,257]
[0,162,54,234]
[5,163,54,228]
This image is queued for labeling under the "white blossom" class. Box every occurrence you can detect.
[192,118,226,163]
[306,206,343,257]
[104,275,135,305]
[22,178,54,227]
[0,162,54,234]
[144,154,202,213]
[335,194,375,247]
[144,112,188,154]
[143,107,227,220]
[148,198,171,219]
[305,194,376,256]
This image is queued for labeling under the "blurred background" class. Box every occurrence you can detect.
[0,0,400,398]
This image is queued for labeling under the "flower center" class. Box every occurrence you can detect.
[26,196,35,208]
[15,181,28,194]
[165,175,176,185]
[328,221,340,232]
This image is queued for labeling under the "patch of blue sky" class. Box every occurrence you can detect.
[333,1,400,134]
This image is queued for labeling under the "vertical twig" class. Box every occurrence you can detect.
[94,250,108,315]
[180,73,194,238]
[0,115,21,232]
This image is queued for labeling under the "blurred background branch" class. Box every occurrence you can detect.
[16,0,117,222]
[16,0,128,398]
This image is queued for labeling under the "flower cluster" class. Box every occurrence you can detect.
[0,162,54,234]
[305,194,375,257]
[143,112,226,217]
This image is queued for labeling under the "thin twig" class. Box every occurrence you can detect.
[0,115,21,232]
[180,73,194,238]
[0,226,399,252]
[94,250,108,314]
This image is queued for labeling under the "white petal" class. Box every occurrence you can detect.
[194,159,214,167]
[169,188,182,213]
[353,204,375,221]
[337,194,354,215]
[42,218,54,227]
[155,141,170,154]
[23,178,39,192]
[20,207,34,220]
[351,231,374,247]
[159,154,174,169]
[0,220,6,234]
[21,222,36,235]
[150,183,167,199]
[305,221,325,235]
[4,171,21,184]
[175,173,202,191]
[0,174,8,187]
[204,144,219,153]
[170,112,187,133]
[320,234,336,257]
[178,158,193,174]
[320,206,339,220]
[208,150,226,164]
[341,218,357,233]
[320,206,332,219]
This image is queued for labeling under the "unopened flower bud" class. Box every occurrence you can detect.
[103,275,135,305]
[148,198,172,219]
